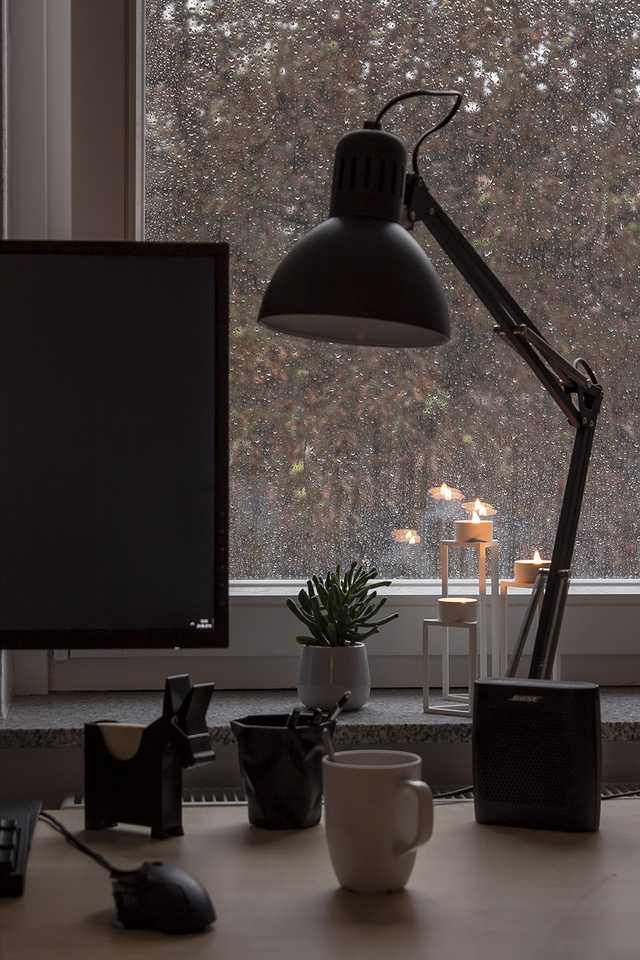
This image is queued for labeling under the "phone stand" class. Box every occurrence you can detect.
[84,674,215,839]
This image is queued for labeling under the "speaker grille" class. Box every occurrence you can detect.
[477,710,570,806]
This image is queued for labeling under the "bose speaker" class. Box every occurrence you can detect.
[473,679,601,832]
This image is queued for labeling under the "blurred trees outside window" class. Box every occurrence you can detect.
[145,0,639,580]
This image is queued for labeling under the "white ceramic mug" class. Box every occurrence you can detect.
[322,750,433,893]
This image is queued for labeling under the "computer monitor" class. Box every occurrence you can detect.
[0,241,228,648]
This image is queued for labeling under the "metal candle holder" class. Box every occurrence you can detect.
[422,617,477,716]
[422,538,500,716]
[441,538,500,677]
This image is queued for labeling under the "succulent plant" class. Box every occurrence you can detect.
[287,561,398,647]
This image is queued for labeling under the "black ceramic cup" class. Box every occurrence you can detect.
[231,713,335,829]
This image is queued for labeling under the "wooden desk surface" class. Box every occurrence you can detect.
[2,803,640,960]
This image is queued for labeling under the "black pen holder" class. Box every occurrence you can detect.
[231,714,335,830]
[84,674,215,839]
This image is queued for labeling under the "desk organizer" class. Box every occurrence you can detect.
[84,674,215,839]
[232,712,336,829]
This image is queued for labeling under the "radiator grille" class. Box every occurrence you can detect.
[428,785,640,802]
[59,783,640,811]
[62,786,247,809]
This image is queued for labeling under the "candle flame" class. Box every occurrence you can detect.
[392,528,421,545]
[440,482,452,501]
[462,498,496,517]
[471,510,481,523]
[533,549,542,563]
[430,483,464,502]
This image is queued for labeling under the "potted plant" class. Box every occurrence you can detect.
[287,561,398,711]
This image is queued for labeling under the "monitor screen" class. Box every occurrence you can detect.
[0,241,228,648]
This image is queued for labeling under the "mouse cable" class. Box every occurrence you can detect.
[38,811,132,877]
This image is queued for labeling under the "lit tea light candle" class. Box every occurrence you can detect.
[437,596,478,625]
[455,510,493,544]
[392,528,421,545]
[428,482,464,502]
[462,497,497,518]
[513,549,550,586]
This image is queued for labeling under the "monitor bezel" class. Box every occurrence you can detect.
[0,240,229,649]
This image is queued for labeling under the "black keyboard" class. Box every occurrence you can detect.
[0,801,41,897]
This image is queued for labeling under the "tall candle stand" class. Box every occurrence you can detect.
[422,538,501,716]
[442,538,500,677]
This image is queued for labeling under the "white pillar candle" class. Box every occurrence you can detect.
[437,597,478,625]
[455,511,493,544]
[513,550,550,586]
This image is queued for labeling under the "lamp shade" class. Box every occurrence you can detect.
[258,128,450,348]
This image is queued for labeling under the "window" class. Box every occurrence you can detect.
[144,0,639,582]
[5,1,640,693]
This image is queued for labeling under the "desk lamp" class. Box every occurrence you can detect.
[258,89,602,680]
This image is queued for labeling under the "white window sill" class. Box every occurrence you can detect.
[12,579,640,694]
[230,579,640,603]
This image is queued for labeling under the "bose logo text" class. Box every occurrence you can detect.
[508,695,543,703]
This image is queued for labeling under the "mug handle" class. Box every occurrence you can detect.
[395,780,433,854]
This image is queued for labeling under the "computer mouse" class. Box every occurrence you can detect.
[111,861,216,934]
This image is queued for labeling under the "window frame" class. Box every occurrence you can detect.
[4,0,640,693]
[4,0,142,242]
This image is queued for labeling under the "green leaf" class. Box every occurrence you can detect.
[312,575,329,607]
[360,612,399,628]
[310,595,330,640]
[297,590,312,612]
[290,606,317,629]
[286,598,306,623]
[288,562,398,648]
[287,598,330,645]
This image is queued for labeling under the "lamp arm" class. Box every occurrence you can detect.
[405,174,603,679]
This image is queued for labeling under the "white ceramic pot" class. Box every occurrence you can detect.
[297,643,370,711]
